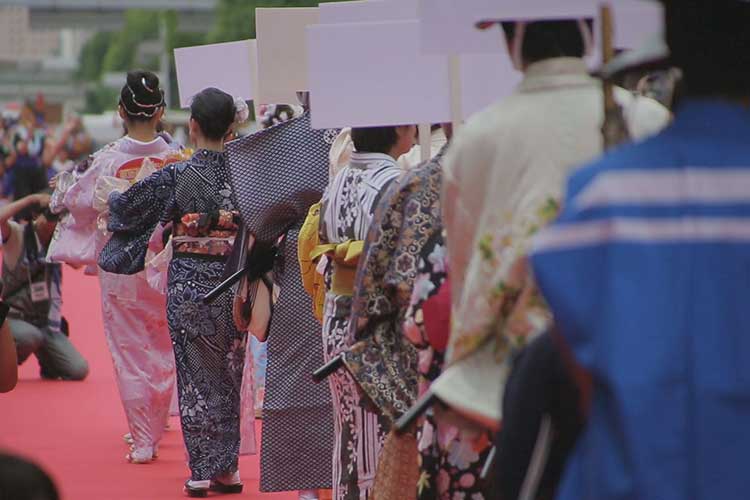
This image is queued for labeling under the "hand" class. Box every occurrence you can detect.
[31,192,51,209]
[64,116,81,134]
[49,173,59,190]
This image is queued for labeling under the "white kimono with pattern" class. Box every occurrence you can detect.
[434,57,671,423]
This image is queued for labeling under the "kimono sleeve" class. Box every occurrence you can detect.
[98,165,177,275]
[224,113,331,244]
[530,172,602,369]
[441,119,498,305]
[403,230,449,351]
[351,177,405,321]
[63,147,116,226]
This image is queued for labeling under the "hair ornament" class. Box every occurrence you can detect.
[142,77,154,93]
[122,85,165,117]
[233,97,250,125]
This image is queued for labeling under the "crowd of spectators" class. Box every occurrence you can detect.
[0,96,92,205]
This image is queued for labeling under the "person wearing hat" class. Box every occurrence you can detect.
[431,15,670,435]
[530,2,750,499]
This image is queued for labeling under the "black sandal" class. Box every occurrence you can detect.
[210,480,244,494]
[183,481,208,498]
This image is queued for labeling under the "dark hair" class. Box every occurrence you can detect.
[261,105,296,129]
[0,453,59,500]
[119,70,164,123]
[664,1,750,98]
[351,126,399,154]
[190,88,236,141]
[501,20,589,65]
[41,207,61,223]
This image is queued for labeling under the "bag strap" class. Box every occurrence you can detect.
[3,224,47,304]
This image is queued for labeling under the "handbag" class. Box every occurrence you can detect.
[371,429,419,500]
[234,273,276,342]
[231,230,280,341]
[46,213,97,267]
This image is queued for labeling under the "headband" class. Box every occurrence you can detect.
[121,84,165,118]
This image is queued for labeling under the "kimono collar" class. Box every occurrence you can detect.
[349,151,398,170]
[120,135,171,156]
[518,57,595,94]
[191,148,225,167]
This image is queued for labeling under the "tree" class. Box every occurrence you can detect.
[102,10,161,72]
[78,9,203,113]
[208,0,345,43]
[76,1,351,113]
[75,31,116,82]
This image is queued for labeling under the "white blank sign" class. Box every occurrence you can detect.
[450,0,659,50]
[319,0,417,24]
[174,40,256,108]
[419,0,506,54]
[256,7,318,105]
[307,19,521,129]
[610,0,664,50]
[465,0,599,23]
[461,52,520,117]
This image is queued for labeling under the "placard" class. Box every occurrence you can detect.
[418,0,506,54]
[444,0,659,51]
[319,0,417,24]
[174,40,256,108]
[466,0,599,24]
[256,7,319,105]
[307,19,521,129]
[460,52,519,117]
[610,0,663,50]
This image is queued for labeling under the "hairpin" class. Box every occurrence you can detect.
[141,77,154,93]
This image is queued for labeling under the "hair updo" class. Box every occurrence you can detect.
[120,70,165,122]
[189,88,236,141]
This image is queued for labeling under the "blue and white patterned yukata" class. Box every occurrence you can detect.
[99,149,246,481]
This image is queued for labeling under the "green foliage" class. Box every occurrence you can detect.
[207,0,256,43]
[77,0,352,112]
[83,84,120,116]
[207,0,346,43]
[75,31,116,81]
[102,10,160,72]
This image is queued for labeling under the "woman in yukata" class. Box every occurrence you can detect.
[317,125,416,499]
[99,88,249,497]
[54,71,180,464]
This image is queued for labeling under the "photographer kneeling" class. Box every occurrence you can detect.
[1,193,88,380]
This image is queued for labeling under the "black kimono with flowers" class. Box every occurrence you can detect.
[99,149,246,481]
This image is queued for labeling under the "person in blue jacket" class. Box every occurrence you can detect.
[530,1,750,499]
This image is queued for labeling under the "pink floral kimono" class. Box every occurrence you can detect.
[53,136,180,462]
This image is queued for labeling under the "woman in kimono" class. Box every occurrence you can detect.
[223,105,335,499]
[348,126,492,499]
[99,88,248,497]
[318,125,416,499]
[53,71,179,464]
[403,230,492,500]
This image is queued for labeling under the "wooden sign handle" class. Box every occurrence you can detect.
[601,4,617,111]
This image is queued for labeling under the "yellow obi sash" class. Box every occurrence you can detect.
[299,203,326,321]
[299,203,365,321]
[310,239,364,297]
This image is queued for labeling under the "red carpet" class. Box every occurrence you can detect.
[0,267,297,500]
